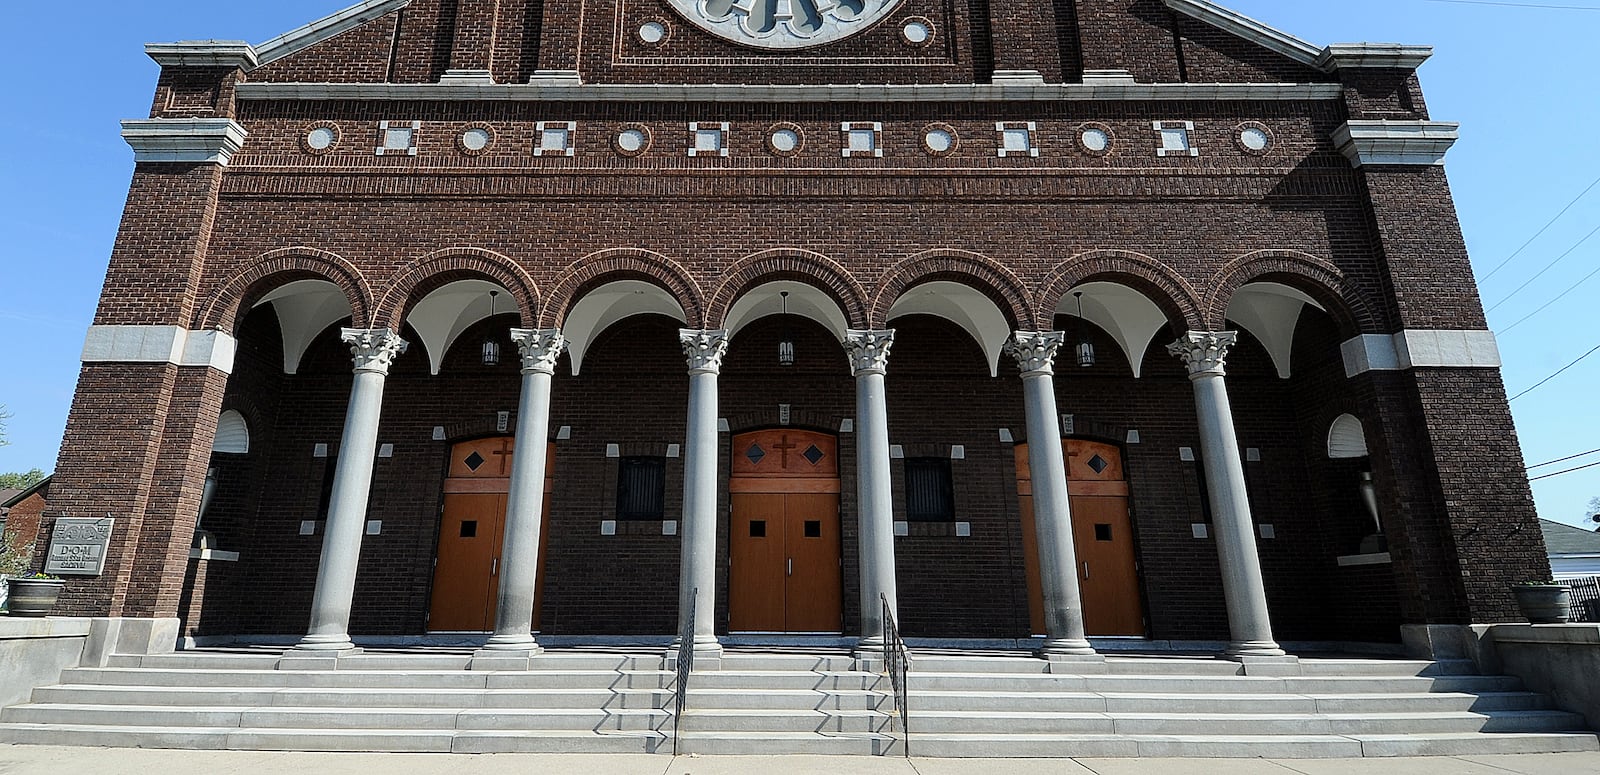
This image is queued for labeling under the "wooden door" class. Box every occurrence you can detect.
[1015,440,1144,637]
[429,437,556,633]
[728,430,843,633]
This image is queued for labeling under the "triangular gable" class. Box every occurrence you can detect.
[255,0,410,66]
[1164,0,1432,73]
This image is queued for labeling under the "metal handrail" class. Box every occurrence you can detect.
[671,588,696,756]
[881,592,910,757]
[1569,576,1600,622]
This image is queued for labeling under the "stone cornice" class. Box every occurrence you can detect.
[342,328,409,375]
[146,41,259,69]
[1163,1,1431,73]
[844,330,895,376]
[253,0,411,67]
[1005,331,1064,377]
[511,328,567,375]
[233,81,1344,103]
[1332,120,1460,168]
[1316,44,1433,72]
[121,118,249,165]
[1168,331,1237,378]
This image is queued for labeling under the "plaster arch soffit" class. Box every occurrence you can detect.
[541,248,704,330]
[708,249,870,331]
[1225,281,1325,379]
[405,279,520,375]
[198,246,373,333]
[1055,281,1173,379]
[561,279,690,376]
[1206,249,1366,334]
[872,249,1036,331]
[722,281,852,343]
[886,280,1014,378]
[1037,250,1203,333]
[376,247,539,330]
[255,279,355,374]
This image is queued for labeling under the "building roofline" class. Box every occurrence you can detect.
[254,0,411,66]
[1,476,51,510]
[1164,0,1432,73]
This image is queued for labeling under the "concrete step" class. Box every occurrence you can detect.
[910,690,1112,713]
[106,654,284,670]
[911,733,1362,758]
[716,654,859,672]
[677,708,892,734]
[686,688,886,711]
[27,684,671,710]
[1308,692,1548,714]
[686,670,884,691]
[449,729,665,754]
[675,730,898,755]
[1296,659,1438,677]
[1353,732,1600,757]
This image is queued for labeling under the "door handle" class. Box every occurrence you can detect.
[492,558,498,576]
[1082,562,1089,580]
[787,558,793,577]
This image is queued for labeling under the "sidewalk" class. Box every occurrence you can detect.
[3,747,1599,775]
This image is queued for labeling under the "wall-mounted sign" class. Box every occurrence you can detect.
[43,517,115,576]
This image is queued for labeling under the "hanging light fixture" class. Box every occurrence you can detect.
[481,290,502,366]
[1074,291,1095,368]
[778,291,796,367]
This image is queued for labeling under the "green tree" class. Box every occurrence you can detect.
[0,469,46,490]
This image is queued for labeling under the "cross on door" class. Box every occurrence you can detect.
[771,434,800,467]
[489,439,515,476]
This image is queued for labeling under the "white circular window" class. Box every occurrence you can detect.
[902,20,931,45]
[639,21,667,44]
[1240,126,1271,153]
[461,128,492,152]
[925,129,953,152]
[306,127,336,151]
[617,128,648,152]
[1081,128,1110,153]
[770,129,800,153]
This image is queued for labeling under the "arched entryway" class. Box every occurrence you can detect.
[1015,439,1144,637]
[728,428,844,634]
[428,437,556,633]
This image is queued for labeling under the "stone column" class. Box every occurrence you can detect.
[480,329,565,657]
[1168,332,1285,659]
[1005,332,1098,659]
[677,329,728,662]
[845,330,900,655]
[295,329,408,652]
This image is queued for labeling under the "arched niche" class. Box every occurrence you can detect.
[1328,414,1369,459]
[255,279,353,374]
[1226,282,1326,379]
[212,410,250,454]
[563,280,689,375]
[405,279,516,375]
[724,281,851,344]
[1055,281,1171,378]
[886,281,1010,377]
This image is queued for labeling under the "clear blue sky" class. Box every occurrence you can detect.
[1,1,1596,528]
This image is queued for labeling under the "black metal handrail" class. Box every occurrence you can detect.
[671,588,696,756]
[1568,576,1600,622]
[881,592,910,757]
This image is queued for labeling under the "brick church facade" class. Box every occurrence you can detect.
[42,0,1547,656]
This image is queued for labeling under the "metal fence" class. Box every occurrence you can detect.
[671,589,695,756]
[1568,576,1600,622]
[881,593,910,757]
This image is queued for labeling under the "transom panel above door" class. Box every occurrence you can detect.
[729,429,843,634]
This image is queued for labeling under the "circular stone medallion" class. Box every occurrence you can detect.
[1237,123,1273,155]
[461,128,492,152]
[302,124,340,154]
[921,123,958,156]
[614,124,653,156]
[639,20,668,45]
[666,0,905,50]
[767,123,805,156]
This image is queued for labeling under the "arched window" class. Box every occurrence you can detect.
[1327,414,1368,459]
[213,410,250,455]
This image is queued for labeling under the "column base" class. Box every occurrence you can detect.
[1038,637,1099,658]
[470,647,542,671]
[1224,640,1289,659]
[277,647,362,671]
[292,633,358,652]
[665,636,724,671]
[1231,654,1301,676]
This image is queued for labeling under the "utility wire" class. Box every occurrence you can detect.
[1529,459,1600,482]
[1478,174,1600,282]
[1497,262,1600,335]
[1509,342,1600,401]
[1484,222,1600,313]
[1422,0,1600,10]
[1527,447,1600,469]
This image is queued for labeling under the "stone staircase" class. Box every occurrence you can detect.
[0,647,1594,757]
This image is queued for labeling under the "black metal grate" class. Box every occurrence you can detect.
[1568,577,1600,622]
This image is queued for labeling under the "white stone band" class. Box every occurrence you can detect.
[122,118,249,165]
[81,325,237,374]
[1341,330,1501,377]
[1332,120,1459,168]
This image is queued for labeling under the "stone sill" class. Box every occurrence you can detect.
[0,617,94,640]
[1336,552,1392,567]
[1491,623,1600,646]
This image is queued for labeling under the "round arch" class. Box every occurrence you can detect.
[197,247,374,334]
[1036,250,1203,333]
[1204,250,1374,336]
[870,249,1035,331]
[539,248,704,330]
[373,247,539,331]
[561,279,690,375]
[706,249,870,333]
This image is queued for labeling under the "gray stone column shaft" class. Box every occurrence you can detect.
[484,329,566,652]
[678,330,728,658]
[298,328,407,652]
[1007,332,1096,657]
[846,330,899,652]
[1169,331,1284,658]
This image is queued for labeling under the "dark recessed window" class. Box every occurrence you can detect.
[617,456,667,520]
[905,457,955,522]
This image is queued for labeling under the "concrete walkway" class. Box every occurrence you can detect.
[2,747,1599,774]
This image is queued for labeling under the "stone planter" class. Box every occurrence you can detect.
[1513,584,1572,624]
[4,578,65,617]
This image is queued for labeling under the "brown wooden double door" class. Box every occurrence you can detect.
[728,429,844,634]
[427,437,555,633]
[1016,439,1145,637]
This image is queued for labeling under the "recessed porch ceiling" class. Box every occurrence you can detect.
[887,281,1010,377]
[1225,282,1325,379]
[255,279,352,375]
[723,282,851,344]
[1056,281,1171,379]
[405,279,515,375]
[563,280,688,376]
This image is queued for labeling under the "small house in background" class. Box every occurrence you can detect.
[1,477,51,562]
[1541,519,1600,581]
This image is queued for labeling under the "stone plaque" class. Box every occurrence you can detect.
[44,517,115,576]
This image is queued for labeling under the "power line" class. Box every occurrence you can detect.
[1527,447,1600,469]
[1496,262,1600,335]
[1509,342,1600,401]
[1529,459,1600,482]
[1484,222,1600,313]
[1422,0,1600,10]
[1478,174,1600,282]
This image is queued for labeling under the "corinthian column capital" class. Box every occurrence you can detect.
[1005,331,1065,377]
[1168,331,1238,378]
[679,329,730,375]
[511,328,567,375]
[341,328,408,375]
[844,329,895,376]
